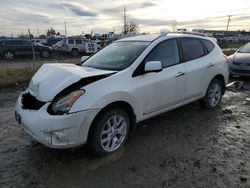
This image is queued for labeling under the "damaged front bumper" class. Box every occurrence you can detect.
[15,95,99,149]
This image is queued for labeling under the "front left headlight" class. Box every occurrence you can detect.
[51,90,85,115]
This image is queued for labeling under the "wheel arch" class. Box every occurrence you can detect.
[71,48,79,52]
[211,74,226,95]
[88,100,137,140]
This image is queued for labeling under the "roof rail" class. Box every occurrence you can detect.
[171,31,208,37]
[156,31,208,40]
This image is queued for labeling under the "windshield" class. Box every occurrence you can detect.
[238,43,250,53]
[82,41,149,71]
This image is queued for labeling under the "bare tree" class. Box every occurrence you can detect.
[126,22,139,33]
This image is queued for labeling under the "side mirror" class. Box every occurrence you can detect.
[80,56,90,63]
[144,61,162,73]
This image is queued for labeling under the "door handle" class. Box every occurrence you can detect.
[207,63,214,68]
[175,72,185,77]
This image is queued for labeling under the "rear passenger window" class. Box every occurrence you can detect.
[76,39,82,44]
[180,38,205,62]
[202,39,215,53]
[68,39,74,44]
[5,40,19,46]
[145,39,179,68]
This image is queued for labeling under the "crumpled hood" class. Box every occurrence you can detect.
[233,53,250,64]
[28,63,116,102]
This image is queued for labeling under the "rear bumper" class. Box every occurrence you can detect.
[15,95,99,149]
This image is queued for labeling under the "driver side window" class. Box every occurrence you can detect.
[145,39,180,68]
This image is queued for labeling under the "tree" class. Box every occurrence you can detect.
[56,32,61,35]
[126,21,139,33]
[47,28,56,37]
[39,34,46,39]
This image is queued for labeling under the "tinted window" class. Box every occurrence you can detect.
[5,40,20,46]
[238,43,250,53]
[145,39,179,68]
[21,40,31,46]
[76,39,82,44]
[202,39,215,53]
[180,38,205,62]
[68,39,74,44]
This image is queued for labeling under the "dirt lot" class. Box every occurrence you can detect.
[1,78,250,188]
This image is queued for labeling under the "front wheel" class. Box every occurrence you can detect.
[200,79,223,108]
[4,51,14,61]
[88,108,130,157]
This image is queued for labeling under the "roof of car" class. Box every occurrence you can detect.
[116,33,207,43]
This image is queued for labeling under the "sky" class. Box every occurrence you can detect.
[1,0,250,37]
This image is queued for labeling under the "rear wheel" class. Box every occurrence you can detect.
[88,108,130,157]
[200,79,223,108]
[41,50,50,58]
[4,51,14,61]
[71,49,79,57]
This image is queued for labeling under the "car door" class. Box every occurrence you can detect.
[134,39,187,118]
[75,39,84,52]
[20,40,33,55]
[179,38,209,100]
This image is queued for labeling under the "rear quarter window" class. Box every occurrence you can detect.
[180,38,205,62]
[202,39,215,53]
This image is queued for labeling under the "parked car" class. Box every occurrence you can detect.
[39,38,64,47]
[0,39,52,60]
[32,39,47,44]
[15,33,229,156]
[228,42,250,76]
[53,37,89,56]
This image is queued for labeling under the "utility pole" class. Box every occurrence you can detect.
[64,20,67,36]
[28,28,31,38]
[37,26,40,37]
[226,15,231,31]
[123,1,127,34]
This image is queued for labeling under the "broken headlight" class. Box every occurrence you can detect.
[51,90,85,115]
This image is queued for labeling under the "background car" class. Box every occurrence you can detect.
[0,39,52,60]
[53,37,88,56]
[228,42,250,76]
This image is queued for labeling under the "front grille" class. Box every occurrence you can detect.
[233,69,250,74]
[21,92,46,110]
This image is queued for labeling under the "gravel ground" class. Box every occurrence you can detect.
[0,78,250,188]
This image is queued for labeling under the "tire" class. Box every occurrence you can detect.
[200,79,223,109]
[71,49,79,57]
[88,108,130,157]
[41,50,50,58]
[4,51,14,61]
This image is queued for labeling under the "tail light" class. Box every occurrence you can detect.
[223,54,231,64]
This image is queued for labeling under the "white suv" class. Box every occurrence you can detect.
[55,38,88,56]
[15,33,229,156]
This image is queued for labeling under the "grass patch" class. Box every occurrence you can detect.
[0,68,35,88]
